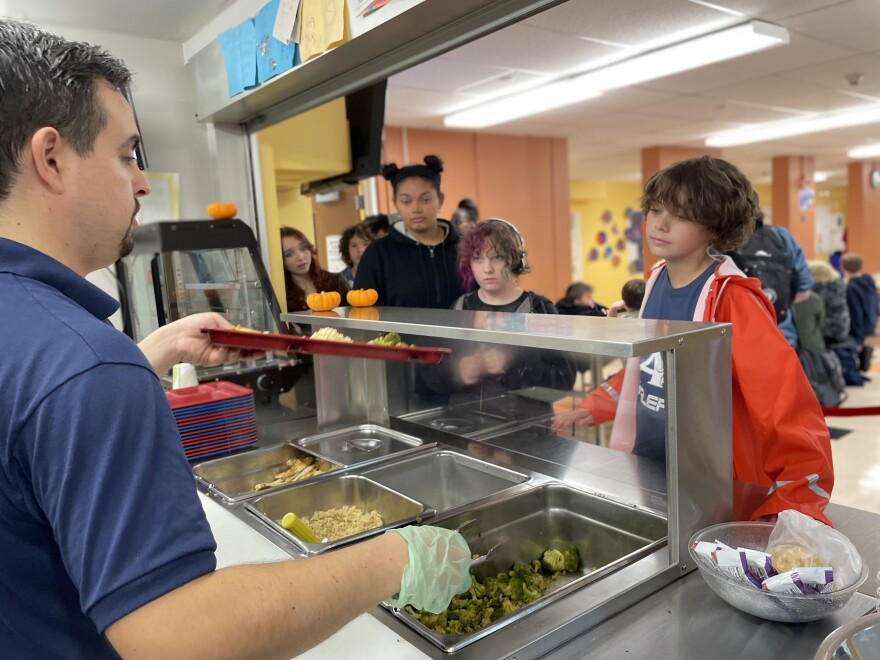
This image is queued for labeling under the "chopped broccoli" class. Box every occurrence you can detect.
[405,543,582,636]
[541,548,565,573]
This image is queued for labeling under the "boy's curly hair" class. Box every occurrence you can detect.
[641,156,758,252]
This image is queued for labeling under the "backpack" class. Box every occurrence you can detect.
[728,226,798,323]
[797,346,847,407]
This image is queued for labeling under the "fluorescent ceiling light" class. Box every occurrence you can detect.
[444,81,602,129]
[444,21,788,129]
[707,104,880,147]
[813,172,829,183]
[848,144,880,159]
[571,21,787,92]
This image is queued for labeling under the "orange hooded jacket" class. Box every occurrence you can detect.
[581,256,834,525]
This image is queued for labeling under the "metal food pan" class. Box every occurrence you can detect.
[246,474,431,555]
[362,449,530,512]
[192,443,342,504]
[388,482,667,653]
[295,424,426,466]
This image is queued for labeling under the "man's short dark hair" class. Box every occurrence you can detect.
[0,19,132,202]
[641,155,758,252]
[621,278,646,310]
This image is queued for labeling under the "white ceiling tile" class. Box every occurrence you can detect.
[779,0,880,52]
[700,0,853,22]
[649,95,811,123]
[441,24,619,75]
[524,0,738,47]
[775,53,880,98]
[389,58,511,93]
[704,76,864,113]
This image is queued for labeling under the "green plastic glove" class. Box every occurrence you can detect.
[384,526,472,614]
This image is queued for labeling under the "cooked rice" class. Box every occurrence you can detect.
[301,505,384,541]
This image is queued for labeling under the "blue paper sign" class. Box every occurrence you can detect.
[217,18,258,97]
[254,0,298,84]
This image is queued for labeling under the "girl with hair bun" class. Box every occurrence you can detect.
[354,155,464,308]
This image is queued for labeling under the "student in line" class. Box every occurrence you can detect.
[607,279,646,318]
[551,156,833,524]
[281,226,348,311]
[354,155,463,308]
[338,223,372,287]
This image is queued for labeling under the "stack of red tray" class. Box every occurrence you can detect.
[165,382,258,461]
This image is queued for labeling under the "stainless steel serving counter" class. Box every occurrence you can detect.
[231,399,880,659]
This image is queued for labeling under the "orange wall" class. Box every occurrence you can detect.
[847,161,880,273]
[376,127,571,300]
[772,155,816,259]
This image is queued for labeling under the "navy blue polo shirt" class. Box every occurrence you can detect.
[0,238,217,657]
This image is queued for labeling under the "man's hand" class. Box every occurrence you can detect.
[550,408,595,434]
[138,312,249,375]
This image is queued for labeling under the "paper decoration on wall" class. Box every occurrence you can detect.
[601,210,612,224]
[255,0,298,83]
[588,248,599,261]
[611,255,621,268]
[616,238,626,251]
[273,0,302,43]
[357,0,390,17]
[611,224,619,234]
[217,19,258,96]
[603,246,613,259]
[299,0,347,62]
[596,231,607,245]
[623,207,643,273]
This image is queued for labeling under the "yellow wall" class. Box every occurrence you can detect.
[256,98,350,312]
[570,180,643,306]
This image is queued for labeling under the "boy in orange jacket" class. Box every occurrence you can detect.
[552,156,833,524]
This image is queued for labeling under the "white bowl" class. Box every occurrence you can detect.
[688,522,867,623]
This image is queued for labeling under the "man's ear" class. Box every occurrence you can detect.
[29,127,67,194]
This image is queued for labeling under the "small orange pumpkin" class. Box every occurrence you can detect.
[206,202,238,219]
[306,291,341,312]
[348,306,380,321]
[346,288,379,307]
[311,310,341,318]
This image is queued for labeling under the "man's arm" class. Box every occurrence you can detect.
[137,312,246,375]
[106,532,408,659]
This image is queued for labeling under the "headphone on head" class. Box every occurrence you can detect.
[485,218,528,275]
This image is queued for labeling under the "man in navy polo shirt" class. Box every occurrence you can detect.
[0,19,470,658]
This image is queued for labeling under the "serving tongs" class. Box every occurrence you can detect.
[455,519,500,568]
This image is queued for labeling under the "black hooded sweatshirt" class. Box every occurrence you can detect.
[354,219,463,308]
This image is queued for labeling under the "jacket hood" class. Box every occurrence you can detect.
[646,255,774,322]
[389,218,457,247]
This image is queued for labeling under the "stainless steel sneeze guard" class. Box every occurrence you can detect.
[260,307,735,658]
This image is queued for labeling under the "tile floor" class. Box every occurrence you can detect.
[826,354,880,514]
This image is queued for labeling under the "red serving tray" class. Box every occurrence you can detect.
[166,381,254,409]
[202,328,451,364]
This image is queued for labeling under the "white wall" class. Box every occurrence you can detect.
[38,22,216,222]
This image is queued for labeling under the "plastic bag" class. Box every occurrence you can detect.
[767,510,862,589]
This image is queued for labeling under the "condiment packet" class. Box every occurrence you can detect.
[761,567,834,594]
[692,540,733,565]
[737,547,777,582]
[712,549,762,588]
